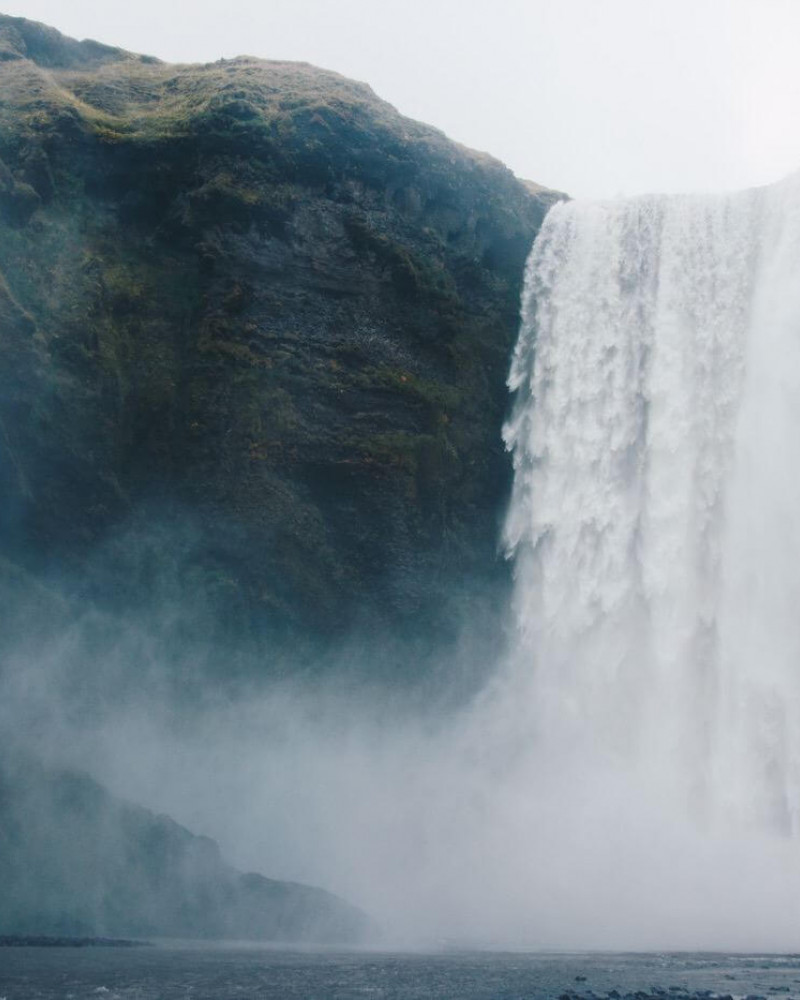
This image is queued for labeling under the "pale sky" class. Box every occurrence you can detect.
[4,0,800,199]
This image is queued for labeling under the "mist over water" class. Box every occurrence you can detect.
[8,172,800,952]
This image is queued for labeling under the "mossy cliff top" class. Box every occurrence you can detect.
[0,14,560,677]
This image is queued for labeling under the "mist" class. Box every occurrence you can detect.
[5,570,800,950]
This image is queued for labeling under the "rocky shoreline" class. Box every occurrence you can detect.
[561,987,780,1000]
[0,935,151,948]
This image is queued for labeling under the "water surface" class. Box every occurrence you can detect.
[3,946,800,1000]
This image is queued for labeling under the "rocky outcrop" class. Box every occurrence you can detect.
[0,14,558,671]
[0,751,370,942]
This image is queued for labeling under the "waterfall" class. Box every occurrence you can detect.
[504,172,800,837]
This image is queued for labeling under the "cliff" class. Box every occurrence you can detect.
[0,750,369,942]
[0,14,557,671]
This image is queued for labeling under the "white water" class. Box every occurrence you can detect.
[504,172,800,844]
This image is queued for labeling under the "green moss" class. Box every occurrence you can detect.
[199,336,273,369]
[374,366,461,409]
[0,16,552,654]
[342,214,459,304]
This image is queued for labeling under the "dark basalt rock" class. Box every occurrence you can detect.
[563,994,741,1000]
[0,934,150,947]
[0,15,560,678]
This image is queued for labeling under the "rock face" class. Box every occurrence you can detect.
[0,750,370,943]
[0,15,556,667]
[0,14,561,947]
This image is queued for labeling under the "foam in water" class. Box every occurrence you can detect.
[503,171,800,854]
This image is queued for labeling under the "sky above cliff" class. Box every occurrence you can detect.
[5,0,800,199]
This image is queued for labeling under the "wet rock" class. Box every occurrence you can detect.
[0,14,561,683]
